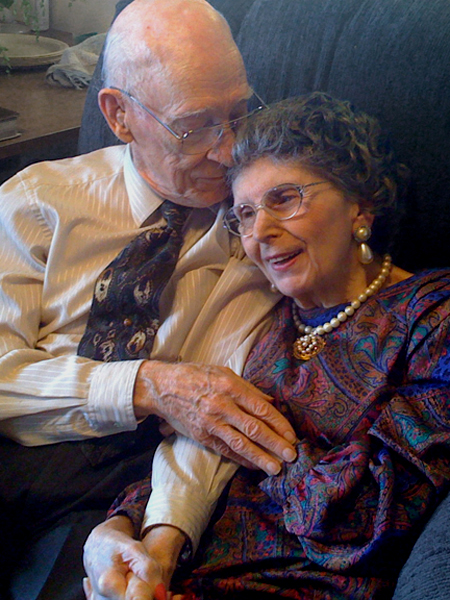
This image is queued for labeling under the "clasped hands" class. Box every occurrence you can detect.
[83,517,187,600]
[84,360,297,599]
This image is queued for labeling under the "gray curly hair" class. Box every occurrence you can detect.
[229,92,409,253]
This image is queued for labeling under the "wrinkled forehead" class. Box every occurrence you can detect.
[142,41,251,118]
[112,0,250,111]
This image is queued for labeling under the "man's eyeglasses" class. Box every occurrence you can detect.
[110,86,267,155]
[223,182,327,237]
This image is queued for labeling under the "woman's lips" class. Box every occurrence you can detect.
[265,249,303,270]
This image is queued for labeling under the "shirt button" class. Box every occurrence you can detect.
[123,318,132,326]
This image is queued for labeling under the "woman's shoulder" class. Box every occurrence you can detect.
[388,267,450,295]
[380,267,450,319]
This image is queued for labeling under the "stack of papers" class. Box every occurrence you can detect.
[0,106,20,142]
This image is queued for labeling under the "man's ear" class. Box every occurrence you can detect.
[98,88,134,143]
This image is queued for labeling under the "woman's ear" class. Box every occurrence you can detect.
[353,207,375,231]
[98,88,134,143]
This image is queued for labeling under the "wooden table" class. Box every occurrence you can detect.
[0,68,87,161]
[0,30,89,181]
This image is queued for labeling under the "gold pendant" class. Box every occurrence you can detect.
[293,334,326,361]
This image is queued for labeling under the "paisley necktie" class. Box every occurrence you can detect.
[78,200,191,362]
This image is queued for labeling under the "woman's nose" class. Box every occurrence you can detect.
[251,207,279,241]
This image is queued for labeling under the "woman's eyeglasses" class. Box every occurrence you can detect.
[223,182,327,237]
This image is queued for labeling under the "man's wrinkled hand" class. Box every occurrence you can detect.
[83,516,169,600]
[134,361,297,475]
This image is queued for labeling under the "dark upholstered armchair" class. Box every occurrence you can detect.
[78,1,450,598]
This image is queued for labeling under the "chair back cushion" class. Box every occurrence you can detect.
[78,0,450,270]
[236,0,450,270]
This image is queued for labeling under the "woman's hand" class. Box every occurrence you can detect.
[83,577,187,600]
[83,516,186,599]
[83,574,165,600]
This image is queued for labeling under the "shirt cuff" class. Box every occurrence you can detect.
[87,360,143,432]
[142,435,238,553]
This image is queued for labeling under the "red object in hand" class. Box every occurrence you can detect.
[154,583,167,600]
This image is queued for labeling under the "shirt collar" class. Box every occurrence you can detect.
[123,145,164,226]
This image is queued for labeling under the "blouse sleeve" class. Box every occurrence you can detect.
[260,293,450,573]
[107,476,152,539]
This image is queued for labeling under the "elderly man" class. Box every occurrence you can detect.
[0,1,297,598]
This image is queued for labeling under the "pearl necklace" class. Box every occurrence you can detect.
[292,254,392,361]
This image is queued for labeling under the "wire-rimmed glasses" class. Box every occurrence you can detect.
[223,182,327,237]
[110,86,267,155]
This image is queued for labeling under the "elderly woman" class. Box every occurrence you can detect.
[84,93,450,600]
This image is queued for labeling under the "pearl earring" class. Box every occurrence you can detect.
[270,283,278,293]
[353,225,374,265]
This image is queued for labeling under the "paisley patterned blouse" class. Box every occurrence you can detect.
[111,269,450,600]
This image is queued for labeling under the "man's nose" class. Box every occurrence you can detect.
[206,127,235,167]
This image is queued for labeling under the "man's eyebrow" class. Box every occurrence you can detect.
[171,108,211,123]
[170,90,255,124]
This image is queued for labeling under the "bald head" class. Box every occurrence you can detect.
[103,0,243,93]
[98,0,252,209]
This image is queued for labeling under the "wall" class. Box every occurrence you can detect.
[50,0,117,36]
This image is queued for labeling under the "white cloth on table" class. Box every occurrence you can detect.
[45,32,106,89]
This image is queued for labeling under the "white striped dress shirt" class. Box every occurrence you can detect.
[0,144,280,546]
